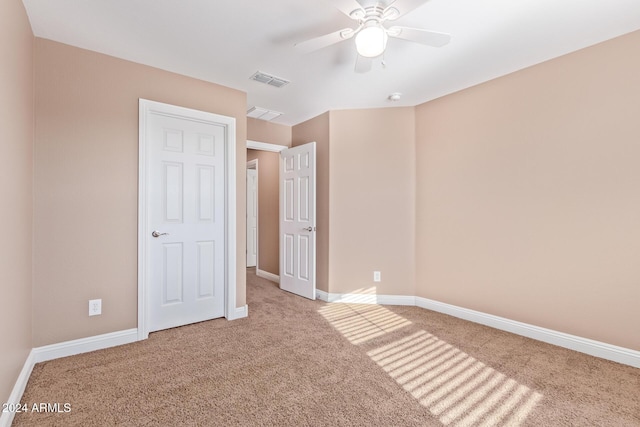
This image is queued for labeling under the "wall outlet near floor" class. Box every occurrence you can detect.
[373,271,381,282]
[89,299,102,316]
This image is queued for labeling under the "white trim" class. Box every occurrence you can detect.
[316,289,329,302]
[315,290,415,306]
[314,290,640,368]
[247,139,287,152]
[32,328,139,363]
[256,268,280,283]
[138,99,238,340]
[227,304,248,320]
[0,350,35,427]
[1,328,139,426]
[138,101,150,340]
[415,297,640,369]
[225,115,238,322]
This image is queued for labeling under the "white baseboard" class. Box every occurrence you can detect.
[2,306,250,423]
[316,290,415,306]
[33,328,139,363]
[415,297,640,369]
[1,329,138,427]
[227,304,248,320]
[316,289,329,301]
[315,290,640,369]
[0,350,35,427]
[256,269,279,283]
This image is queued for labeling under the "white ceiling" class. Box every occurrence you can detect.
[22,0,640,126]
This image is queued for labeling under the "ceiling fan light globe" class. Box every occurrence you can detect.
[355,26,388,58]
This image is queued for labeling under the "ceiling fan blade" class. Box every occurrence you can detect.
[384,0,429,20]
[324,0,365,18]
[387,26,451,47]
[354,55,372,73]
[295,28,355,54]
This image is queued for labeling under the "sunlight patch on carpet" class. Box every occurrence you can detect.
[319,304,543,426]
[318,303,412,344]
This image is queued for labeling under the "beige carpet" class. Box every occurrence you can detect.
[13,270,640,426]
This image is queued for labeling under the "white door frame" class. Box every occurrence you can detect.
[138,99,237,340]
[247,140,287,153]
[246,159,258,268]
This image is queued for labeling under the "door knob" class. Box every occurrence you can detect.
[152,230,169,238]
[302,226,316,232]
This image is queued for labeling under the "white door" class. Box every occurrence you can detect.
[145,107,226,332]
[280,142,316,299]
[246,168,258,268]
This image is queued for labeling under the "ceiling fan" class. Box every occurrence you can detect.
[295,0,451,73]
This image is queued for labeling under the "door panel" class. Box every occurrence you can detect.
[284,178,294,220]
[163,162,183,222]
[196,241,215,298]
[163,243,184,304]
[197,166,215,222]
[280,142,316,300]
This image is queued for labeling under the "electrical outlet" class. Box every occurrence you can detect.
[89,299,102,316]
[373,271,381,282]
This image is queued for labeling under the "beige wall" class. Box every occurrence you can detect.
[247,117,291,147]
[33,39,247,347]
[292,113,330,292]
[415,30,640,350]
[0,0,34,405]
[247,149,280,275]
[329,109,416,296]
[287,31,639,352]
[291,109,416,297]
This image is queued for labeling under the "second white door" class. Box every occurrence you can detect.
[280,142,316,300]
[246,167,258,268]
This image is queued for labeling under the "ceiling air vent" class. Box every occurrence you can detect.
[250,71,290,88]
[247,106,282,121]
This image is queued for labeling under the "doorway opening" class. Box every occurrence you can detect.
[246,140,286,285]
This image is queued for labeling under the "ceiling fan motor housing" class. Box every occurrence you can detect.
[352,5,394,57]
